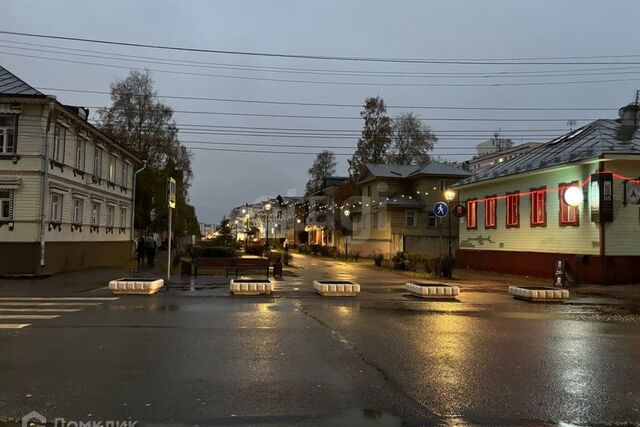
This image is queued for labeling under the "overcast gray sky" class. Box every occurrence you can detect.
[2,0,639,223]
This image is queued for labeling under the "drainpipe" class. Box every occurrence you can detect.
[39,96,56,269]
[131,160,147,246]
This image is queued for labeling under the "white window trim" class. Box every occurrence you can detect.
[75,135,87,171]
[0,114,17,155]
[0,190,13,220]
[406,209,417,227]
[50,192,64,222]
[72,197,84,224]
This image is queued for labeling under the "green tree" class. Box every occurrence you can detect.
[348,96,392,177]
[386,113,437,165]
[97,70,198,234]
[305,150,337,194]
[212,218,235,246]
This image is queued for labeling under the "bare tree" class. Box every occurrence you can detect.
[386,113,437,165]
[306,150,337,194]
[348,97,392,177]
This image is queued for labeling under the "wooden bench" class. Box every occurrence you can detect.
[195,257,269,277]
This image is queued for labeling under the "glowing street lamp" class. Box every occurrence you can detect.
[343,209,351,259]
[443,188,456,279]
[564,185,584,207]
[264,202,272,251]
[444,189,456,203]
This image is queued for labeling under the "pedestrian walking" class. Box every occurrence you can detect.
[137,235,145,267]
[146,233,157,267]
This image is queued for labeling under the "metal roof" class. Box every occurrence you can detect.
[363,161,472,180]
[0,66,43,96]
[458,119,640,187]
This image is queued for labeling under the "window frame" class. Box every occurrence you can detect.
[91,202,101,226]
[50,193,63,222]
[0,114,18,154]
[94,146,103,179]
[108,153,117,183]
[484,195,497,229]
[72,198,83,224]
[466,198,478,230]
[107,205,115,227]
[0,190,12,220]
[75,136,87,171]
[52,124,66,163]
[559,181,580,227]
[121,161,130,187]
[405,209,417,227]
[120,207,127,228]
[427,211,437,228]
[530,187,547,228]
[505,192,520,228]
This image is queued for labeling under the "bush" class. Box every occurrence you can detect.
[392,252,409,270]
[371,251,385,267]
[311,244,321,256]
[298,245,311,255]
[426,257,442,275]
[190,245,236,258]
[407,253,430,272]
[266,250,291,265]
[319,245,337,258]
[245,245,264,257]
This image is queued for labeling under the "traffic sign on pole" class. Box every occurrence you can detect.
[433,201,449,218]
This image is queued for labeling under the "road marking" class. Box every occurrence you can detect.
[0,297,118,301]
[0,302,101,306]
[0,323,31,329]
[0,315,60,320]
[0,308,82,313]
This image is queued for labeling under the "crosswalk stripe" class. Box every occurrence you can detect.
[0,314,60,320]
[0,308,82,312]
[0,323,30,329]
[0,297,118,301]
[0,302,102,306]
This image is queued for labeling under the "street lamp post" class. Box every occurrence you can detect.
[444,189,456,279]
[264,202,272,251]
[343,209,351,260]
[295,218,301,246]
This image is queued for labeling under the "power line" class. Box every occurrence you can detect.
[5,40,640,79]
[3,30,640,65]
[38,87,617,111]
[4,50,640,87]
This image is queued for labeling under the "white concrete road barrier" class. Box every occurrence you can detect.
[313,280,360,297]
[109,278,165,295]
[405,282,460,299]
[508,285,569,302]
[230,279,273,296]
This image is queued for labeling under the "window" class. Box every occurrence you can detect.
[121,161,129,186]
[466,199,477,229]
[52,124,65,163]
[406,210,416,227]
[559,183,579,226]
[91,202,100,226]
[506,192,520,228]
[50,193,63,222]
[276,210,282,219]
[366,185,372,197]
[0,115,17,154]
[73,198,83,224]
[94,147,103,179]
[120,207,127,227]
[75,137,86,170]
[427,211,437,228]
[484,196,497,229]
[108,154,117,182]
[372,212,379,228]
[530,188,546,227]
[439,180,452,192]
[0,191,12,220]
[107,205,115,227]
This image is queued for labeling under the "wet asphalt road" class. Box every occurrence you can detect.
[0,255,639,426]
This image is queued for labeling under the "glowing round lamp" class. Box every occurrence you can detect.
[264,203,272,211]
[564,186,583,207]
[296,218,301,224]
[343,209,351,217]
[444,189,456,202]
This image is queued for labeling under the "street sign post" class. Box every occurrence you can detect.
[167,177,176,285]
[433,201,449,218]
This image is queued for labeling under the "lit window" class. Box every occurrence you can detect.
[485,196,497,228]
[0,190,12,220]
[94,147,103,179]
[466,199,477,229]
[50,193,63,222]
[52,124,65,163]
[0,115,17,154]
[506,193,520,228]
[530,188,546,227]
[75,137,86,170]
[559,183,579,226]
[73,198,83,224]
[406,210,416,227]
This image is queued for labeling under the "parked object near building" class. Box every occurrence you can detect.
[0,66,141,275]
[345,162,472,256]
[455,103,640,284]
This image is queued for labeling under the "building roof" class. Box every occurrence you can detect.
[458,119,640,187]
[0,66,44,96]
[362,161,472,181]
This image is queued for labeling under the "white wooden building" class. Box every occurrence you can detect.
[0,66,140,275]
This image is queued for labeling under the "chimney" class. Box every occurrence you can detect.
[618,103,640,127]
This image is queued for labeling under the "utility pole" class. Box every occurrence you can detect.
[167,177,176,286]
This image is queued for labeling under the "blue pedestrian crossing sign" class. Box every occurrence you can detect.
[433,201,449,218]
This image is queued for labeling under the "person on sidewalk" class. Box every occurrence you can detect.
[137,235,145,267]
[145,233,157,267]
